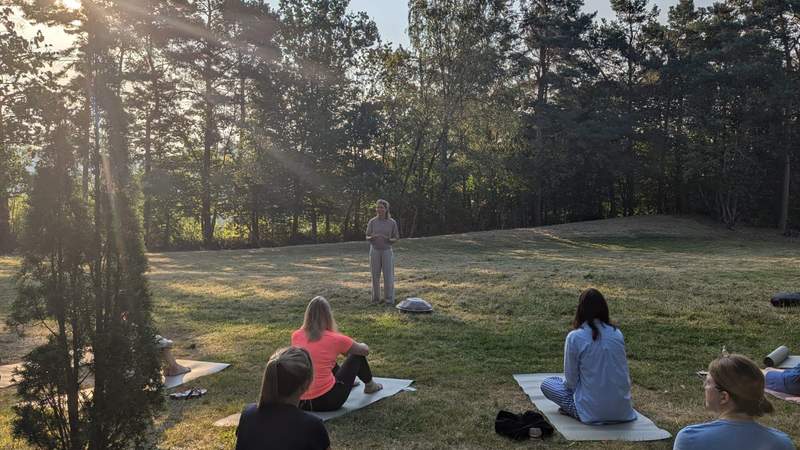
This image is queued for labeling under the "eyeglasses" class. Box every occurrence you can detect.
[699,373,729,394]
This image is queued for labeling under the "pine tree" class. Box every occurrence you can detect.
[518,0,594,224]
[12,2,163,448]
[0,8,47,253]
[10,120,93,450]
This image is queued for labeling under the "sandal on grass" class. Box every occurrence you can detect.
[170,387,207,400]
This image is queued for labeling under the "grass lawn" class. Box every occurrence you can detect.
[1,215,799,449]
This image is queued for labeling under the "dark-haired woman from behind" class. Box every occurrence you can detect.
[674,354,794,450]
[235,347,330,450]
[540,288,637,424]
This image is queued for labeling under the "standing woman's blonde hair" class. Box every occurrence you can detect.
[302,296,337,342]
[709,354,774,417]
[376,199,391,219]
[258,347,313,408]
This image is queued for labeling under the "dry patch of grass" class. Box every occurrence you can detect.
[1,216,799,449]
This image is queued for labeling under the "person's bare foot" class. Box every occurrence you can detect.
[164,363,191,377]
[364,380,383,394]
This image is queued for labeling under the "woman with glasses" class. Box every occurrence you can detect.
[674,354,795,450]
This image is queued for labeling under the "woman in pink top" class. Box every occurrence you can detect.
[291,296,383,411]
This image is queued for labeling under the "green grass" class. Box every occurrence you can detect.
[1,216,799,449]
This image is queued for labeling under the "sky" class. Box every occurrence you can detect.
[13,0,719,53]
[326,0,719,48]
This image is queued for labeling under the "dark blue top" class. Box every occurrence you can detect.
[235,403,329,450]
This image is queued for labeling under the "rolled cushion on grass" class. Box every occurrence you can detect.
[770,292,800,307]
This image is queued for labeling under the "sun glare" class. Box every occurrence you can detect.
[61,0,81,10]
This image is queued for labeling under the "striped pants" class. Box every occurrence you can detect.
[540,376,580,421]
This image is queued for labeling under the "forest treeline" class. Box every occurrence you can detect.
[1,0,798,252]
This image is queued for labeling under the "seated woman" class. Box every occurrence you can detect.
[765,363,800,395]
[235,346,330,450]
[155,335,191,377]
[674,354,795,450]
[292,296,382,412]
[540,288,637,424]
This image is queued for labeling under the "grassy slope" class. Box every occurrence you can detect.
[1,216,799,449]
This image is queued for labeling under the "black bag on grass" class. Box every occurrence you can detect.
[495,410,554,440]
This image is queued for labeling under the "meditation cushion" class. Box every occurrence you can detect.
[771,292,800,307]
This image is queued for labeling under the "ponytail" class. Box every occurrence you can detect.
[258,347,313,408]
[709,354,774,417]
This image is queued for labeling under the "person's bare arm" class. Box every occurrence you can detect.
[347,342,370,356]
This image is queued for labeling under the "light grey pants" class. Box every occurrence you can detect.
[369,247,394,304]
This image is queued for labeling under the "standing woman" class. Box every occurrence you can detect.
[235,347,330,450]
[540,288,637,424]
[366,199,399,305]
[292,296,383,412]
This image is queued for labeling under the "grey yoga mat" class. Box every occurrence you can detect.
[764,346,800,369]
[513,373,671,441]
[213,377,415,427]
[2,359,228,390]
[164,359,230,389]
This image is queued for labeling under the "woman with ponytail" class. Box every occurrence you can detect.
[292,296,383,412]
[674,354,795,450]
[540,288,637,424]
[235,347,330,450]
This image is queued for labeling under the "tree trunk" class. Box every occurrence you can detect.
[779,151,791,234]
[533,189,542,227]
[249,184,260,246]
[201,56,214,248]
[291,213,299,239]
[0,190,10,253]
[310,202,318,243]
[143,110,152,249]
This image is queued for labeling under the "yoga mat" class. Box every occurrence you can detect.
[3,359,228,390]
[0,362,24,389]
[164,360,230,389]
[766,388,800,405]
[764,346,800,369]
[212,377,415,427]
[513,373,671,441]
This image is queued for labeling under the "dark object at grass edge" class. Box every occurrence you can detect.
[771,292,800,307]
[495,410,554,440]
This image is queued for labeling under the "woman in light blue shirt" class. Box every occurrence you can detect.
[540,288,637,424]
[765,363,800,396]
[674,354,795,450]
